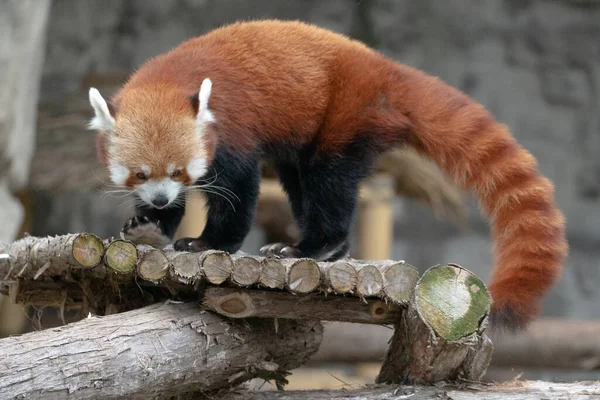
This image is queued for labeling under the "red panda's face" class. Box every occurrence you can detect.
[88,79,216,209]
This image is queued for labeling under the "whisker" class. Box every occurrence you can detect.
[101,190,135,199]
[202,183,238,198]
[198,189,236,211]
[185,185,240,205]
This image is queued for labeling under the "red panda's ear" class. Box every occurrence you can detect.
[106,101,119,119]
[189,93,200,115]
[88,88,116,132]
[192,78,216,125]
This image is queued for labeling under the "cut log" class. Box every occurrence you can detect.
[283,258,321,294]
[218,381,600,400]
[356,264,384,297]
[201,250,234,284]
[381,261,419,303]
[232,255,262,286]
[0,302,323,399]
[321,261,357,294]
[1,234,423,307]
[137,246,170,283]
[259,258,286,289]
[168,251,201,285]
[203,287,400,324]
[377,264,493,384]
[71,234,105,268]
[103,239,137,273]
[1,233,105,280]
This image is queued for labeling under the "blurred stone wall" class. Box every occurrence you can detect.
[35,0,600,319]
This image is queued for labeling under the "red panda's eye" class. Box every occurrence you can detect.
[172,170,182,178]
[136,172,147,180]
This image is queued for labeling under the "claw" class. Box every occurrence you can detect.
[280,246,301,258]
[260,242,301,258]
[173,237,212,252]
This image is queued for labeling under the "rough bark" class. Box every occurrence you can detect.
[0,301,323,399]
[217,381,600,400]
[203,287,401,324]
[103,239,138,273]
[2,234,105,280]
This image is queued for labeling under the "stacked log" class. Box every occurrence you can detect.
[0,233,494,386]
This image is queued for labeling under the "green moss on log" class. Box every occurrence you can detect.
[415,264,491,341]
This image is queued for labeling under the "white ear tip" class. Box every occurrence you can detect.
[89,87,103,106]
[200,78,212,94]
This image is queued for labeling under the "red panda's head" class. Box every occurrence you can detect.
[88,78,216,209]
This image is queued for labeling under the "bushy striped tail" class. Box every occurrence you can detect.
[400,70,568,331]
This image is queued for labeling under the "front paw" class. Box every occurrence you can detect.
[260,241,349,261]
[121,216,170,248]
[174,237,212,252]
[260,242,302,258]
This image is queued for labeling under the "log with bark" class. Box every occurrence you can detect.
[1,233,494,384]
[0,301,323,399]
[217,381,600,400]
[0,233,422,311]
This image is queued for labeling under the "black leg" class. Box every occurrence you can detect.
[262,154,372,261]
[274,161,304,228]
[259,161,304,255]
[174,148,260,253]
[121,199,186,248]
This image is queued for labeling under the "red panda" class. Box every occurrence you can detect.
[88,20,567,331]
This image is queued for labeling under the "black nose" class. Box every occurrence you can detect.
[152,194,169,208]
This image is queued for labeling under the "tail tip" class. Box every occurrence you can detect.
[488,304,532,334]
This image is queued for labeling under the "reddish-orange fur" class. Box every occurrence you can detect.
[103,20,567,329]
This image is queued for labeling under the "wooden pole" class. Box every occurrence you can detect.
[174,190,207,240]
[357,174,394,260]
